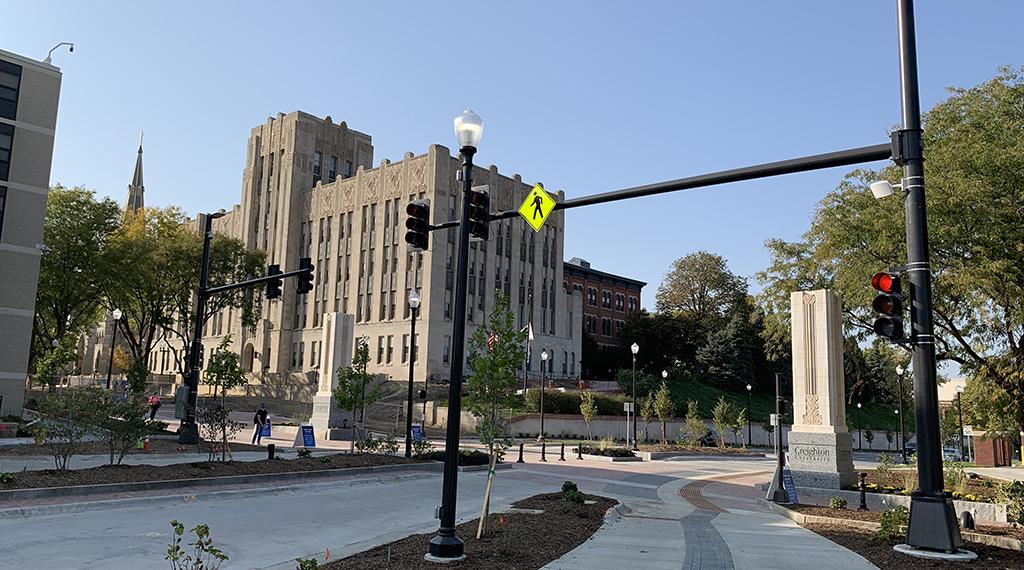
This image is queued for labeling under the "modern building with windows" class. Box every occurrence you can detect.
[134,111,582,389]
[563,257,645,350]
[0,48,62,416]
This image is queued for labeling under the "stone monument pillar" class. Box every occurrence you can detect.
[310,313,355,440]
[787,289,856,489]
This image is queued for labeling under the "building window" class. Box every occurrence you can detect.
[402,334,409,363]
[0,60,21,120]
[615,293,624,312]
[343,160,354,178]
[562,352,568,375]
[0,123,13,181]
[587,287,597,306]
[377,336,385,364]
[601,317,611,336]
[570,352,576,376]
[628,296,638,312]
[601,290,611,309]
[442,335,451,364]
[312,151,322,185]
[328,155,338,182]
[386,335,394,364]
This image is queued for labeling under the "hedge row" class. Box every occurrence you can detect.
[524,389,628,416]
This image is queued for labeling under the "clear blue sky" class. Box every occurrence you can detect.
[5,1,1021,308]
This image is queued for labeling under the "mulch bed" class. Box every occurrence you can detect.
[323,492,616,569]
[857,468,1000,502]
[638,444,761,455]
[0,439,265,457]
[789,503,884,522]
[0,453,425,490]
[806,523,1024,569]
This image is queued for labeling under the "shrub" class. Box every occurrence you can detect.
[944,463,970,497]
[93,395,150,466]
[376,433,399,455]
[296,558,319,570]
[876,506,909,540]
[297,448,312,458]
[0,472,14,484]
[165,520,228,570]
[998,480,1024,524]
[561,481,579,494]
[34,388,101,470]
[563,488,585,505]
[877,452,895,477]
[412,438,435,458]
[579,445,635,458]
[829,497,848,510]
[195,404,243,462]
[422,449,491,466]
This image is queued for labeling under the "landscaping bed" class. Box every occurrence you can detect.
[0,453,425,490]
[577,445,635,458]
[322,492,616,569]
[421,449,492,466]
[806,523,1024,569]
[857,467,999,503]
[0,439,265,457]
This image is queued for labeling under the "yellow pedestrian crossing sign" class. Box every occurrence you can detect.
[518,184,556,232]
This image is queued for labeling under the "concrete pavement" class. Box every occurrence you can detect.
[0,453,877,569]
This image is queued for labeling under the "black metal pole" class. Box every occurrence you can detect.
[956,392,964,460]
[897,0,962,553]
[428,146,475,561]
[539,361,546,443]
[523,335,529,393]
[631,354,637,450]
[104,317,119,390]
[771,372,786,503]
[178,213,216,445]
[405,306,418,458]
[898,372,907,464]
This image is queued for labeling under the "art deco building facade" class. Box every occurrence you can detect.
[168,111,582,386]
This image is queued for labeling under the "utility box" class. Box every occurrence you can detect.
[174,385,189,419]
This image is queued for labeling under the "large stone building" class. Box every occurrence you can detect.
[0,48,62,416]
[157,111,582,389]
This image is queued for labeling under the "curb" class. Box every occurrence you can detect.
[0,461,442,503]
[641,451,768,461]
[581,454,641,462]
[760,499,1024,552]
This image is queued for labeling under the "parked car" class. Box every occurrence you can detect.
[943,447,962,462]
[904,442,917,456]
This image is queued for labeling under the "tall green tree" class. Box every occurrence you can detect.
[580,390,598,440]
[465,293,526,458]
[655,251,747,330]
[758,67,1024,425]
[653,381,674,444]
[32,185,121,364]
[202,336,249,461]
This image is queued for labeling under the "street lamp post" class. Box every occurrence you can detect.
[895,409,901,453]
[630,342,639,451]
[428,109,482,563]
[955,385,965,461]
[178,210,225,445]
[405,290,421,458]
[896,365,908,464]
[105,309,123,390]
[857,403,863,451]
[540,350,548,458]
[746,383,753,447]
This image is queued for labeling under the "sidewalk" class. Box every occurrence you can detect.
[543,470,876,570]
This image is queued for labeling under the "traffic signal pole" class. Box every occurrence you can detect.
[896,0,963,554]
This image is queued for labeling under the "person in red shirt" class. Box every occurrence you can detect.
[147,394,161,420]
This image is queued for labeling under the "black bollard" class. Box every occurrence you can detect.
[577,442,584,460]
[267,443,275,460]
[541,441,547,462]
[517,442,525,463]
[559,442,566,461]
[858,472,868,511]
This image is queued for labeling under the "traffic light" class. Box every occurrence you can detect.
[871,272,904,339]
[265,264,282,300]
[297,257,314,294]
[405,200,430,251]
[467,189,489,240]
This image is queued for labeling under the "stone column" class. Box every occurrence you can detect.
[787,289,856,489]
[310,313,355,440]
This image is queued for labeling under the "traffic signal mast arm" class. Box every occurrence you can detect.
[428,142,893,232]
[205,265,313,296]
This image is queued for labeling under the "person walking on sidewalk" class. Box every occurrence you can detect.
[252,403,269,445]
[147,394,162,420]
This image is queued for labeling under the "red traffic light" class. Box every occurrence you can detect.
[871,272,900,294]
[407,202,429,219]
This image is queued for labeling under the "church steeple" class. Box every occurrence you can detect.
[126,132,145,212]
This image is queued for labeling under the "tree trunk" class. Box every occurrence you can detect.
[661,421,667,444]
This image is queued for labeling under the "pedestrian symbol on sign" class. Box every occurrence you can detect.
[518,184,556,232]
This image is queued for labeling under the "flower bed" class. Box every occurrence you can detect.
[578,445,635,458]
[857,467,1000,503]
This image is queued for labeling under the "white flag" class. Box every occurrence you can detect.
[528,322,534,341]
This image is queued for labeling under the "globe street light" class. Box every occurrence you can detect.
[857,402,863,451]
[405,290,421,458]
[539,349,549,460]
[630,342,639,450]
[429,109,483,563]
[105,308,123,390]
[896,365,908,463]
